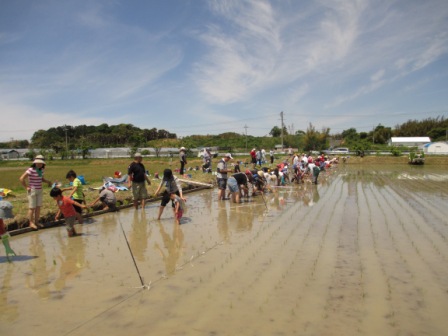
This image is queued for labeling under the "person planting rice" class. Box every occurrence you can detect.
[170,192,185,225]
[50,187,86,237]
[154,169,186,220]
[89,187,118,212]
[308,159,320,184]
[227,171,250,203]
[62,170,85,224]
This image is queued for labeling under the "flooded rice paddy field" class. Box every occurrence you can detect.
[1,164,448,336]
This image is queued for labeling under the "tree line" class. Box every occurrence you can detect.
[0,116,446,156]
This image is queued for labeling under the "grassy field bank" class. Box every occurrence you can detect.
[1,154,447,229]
[0,157,216,229]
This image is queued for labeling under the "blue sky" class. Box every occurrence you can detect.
[1,0,447,142]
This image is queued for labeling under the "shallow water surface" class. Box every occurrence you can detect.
[1,165,447,335]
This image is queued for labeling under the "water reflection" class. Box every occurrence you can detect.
[229,202,254,232]
[129,210,151,262]
[99,212,118,236]
[0,264,18,321]
[216,201,229,242]
[154,221,184,276]
[25,234,55,300]
[53,230,87,293]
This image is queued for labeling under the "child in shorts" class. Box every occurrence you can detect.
[63,170,85,224]
[170,192,184,225]
[50,187,86,237]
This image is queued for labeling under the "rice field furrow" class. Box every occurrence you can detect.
[367,176,448,335]
[387,178,448,229]
[358,182,396,335]
[379,184,448,268]
[174,176,346,334]
[317,180,365,335]
[274,176,347,333]
[401,173,448,195]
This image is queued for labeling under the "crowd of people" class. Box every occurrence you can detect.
[213,149,339,205]
[17,151,190,237]
[17,148,338,237]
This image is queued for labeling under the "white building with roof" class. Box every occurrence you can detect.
[89,148,130,158]
[423,142,448,154]
[388,137,431,148]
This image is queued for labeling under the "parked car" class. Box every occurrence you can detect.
[323,147,350,155]
[197,148,219,158]
[333,147,349,154]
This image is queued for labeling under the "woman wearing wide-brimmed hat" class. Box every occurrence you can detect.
[19,158,52,230]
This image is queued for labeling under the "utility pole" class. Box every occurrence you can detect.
[244,124,248,152]
[64,125,68,154]
[280,111,284,150]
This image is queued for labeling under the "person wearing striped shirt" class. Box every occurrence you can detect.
[19,157,52,230]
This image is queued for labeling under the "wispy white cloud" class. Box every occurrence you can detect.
[371,69,385,82]
[193,0,281,103]
[1,0,447,141]
[321,0,448,107]
[1,2,184,115]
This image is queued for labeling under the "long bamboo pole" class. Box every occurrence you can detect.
[177,178,214,188]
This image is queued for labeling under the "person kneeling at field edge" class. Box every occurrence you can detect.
[89,187,118,212]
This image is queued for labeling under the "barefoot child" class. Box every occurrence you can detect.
[170,192,185,225]
[62,170,85,224]
[50,187,86,237]
[89,187,118,212]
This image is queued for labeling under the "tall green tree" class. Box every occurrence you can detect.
[269,126,288,137]
[372,124,392,144]
[303,123,329,151]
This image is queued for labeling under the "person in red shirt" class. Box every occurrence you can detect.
[50,187,86,237]
[250,148,257,168]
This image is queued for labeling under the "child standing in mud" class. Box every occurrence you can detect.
[170,192,185,225]
[154,169,185,220]
[50,187,86,237]
[62,170,85,224]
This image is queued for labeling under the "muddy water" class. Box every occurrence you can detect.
[1,165,447,335]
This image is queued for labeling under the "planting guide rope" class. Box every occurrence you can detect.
[64,191,279,335]
[64,217,238,335]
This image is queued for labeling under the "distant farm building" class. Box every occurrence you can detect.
[0,149,20,160]
[423,142,448,154]
[388,137,431,148]
[89,148,130,159]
